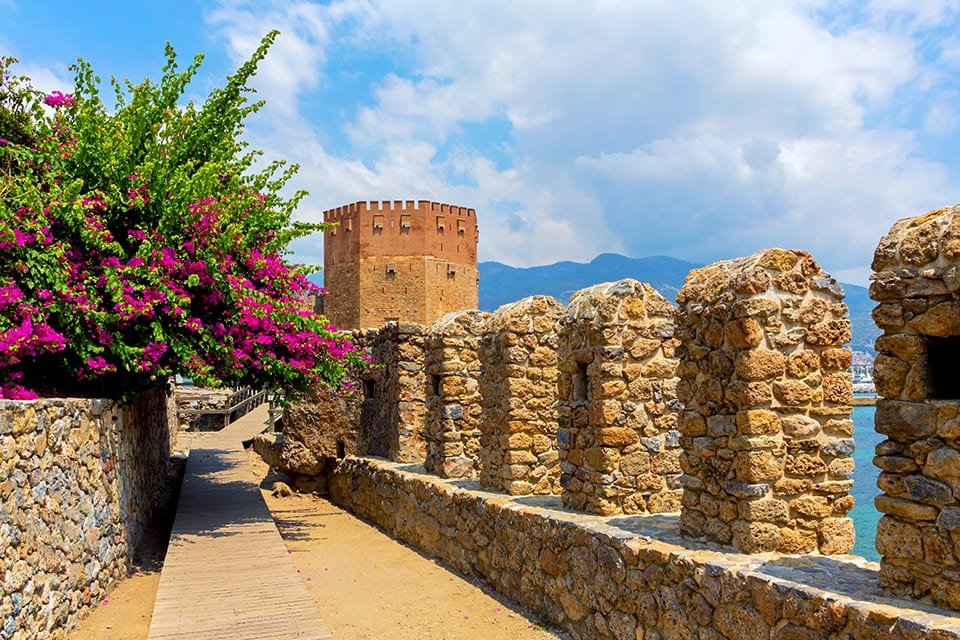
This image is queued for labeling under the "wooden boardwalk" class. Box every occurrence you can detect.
[147,405,333,640]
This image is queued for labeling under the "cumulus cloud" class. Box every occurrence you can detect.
[205,0,960,279]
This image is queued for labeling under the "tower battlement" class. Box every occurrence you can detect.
[323,199,479,330]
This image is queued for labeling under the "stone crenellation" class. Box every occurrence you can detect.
[870,205,960,609]
[424,309,490,478]
[478,295,564,495]
[557,279,683,516]
[353,322,428,463]
[285,219,960,616]
[0,386,171,639]
[675,249,856,555]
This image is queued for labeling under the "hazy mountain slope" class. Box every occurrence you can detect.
[479,253,877,354]
[479,253,696,310]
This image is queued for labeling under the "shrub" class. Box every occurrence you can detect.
[0,33,364,400]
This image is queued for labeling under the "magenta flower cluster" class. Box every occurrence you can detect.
[43,91,75,108]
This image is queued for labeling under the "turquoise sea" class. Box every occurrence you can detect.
[850,404,881,561]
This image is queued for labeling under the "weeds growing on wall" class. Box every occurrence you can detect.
[0,32,365,400]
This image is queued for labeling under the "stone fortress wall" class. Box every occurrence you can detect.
[0,386,172,640]
[326,214,960,639]
[478,296,564,496]
[423,310,490,478]
[557,280,683,516]
[323,200,479,330]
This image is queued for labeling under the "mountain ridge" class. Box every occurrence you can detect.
[478,253,877,354]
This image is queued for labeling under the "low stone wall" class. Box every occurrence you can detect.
[175,386,232,432]
[330,456,960,640]
[0,386,171,639]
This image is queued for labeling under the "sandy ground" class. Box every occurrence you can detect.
[70,442,569,640]
[252,453,570,640]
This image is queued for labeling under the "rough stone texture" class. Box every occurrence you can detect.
[323,200,479,330]
[557,279,682,515]
[424,310,490,478]
[676,249,855,554]
[0,386,171,639]
[354,322,427,462]
[330,457,960,640]
[871,205,960,609]
[281,387,361,475]
[253,432,283,469]
[479,295,563,495]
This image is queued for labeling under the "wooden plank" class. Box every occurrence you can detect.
[147,405,333,640]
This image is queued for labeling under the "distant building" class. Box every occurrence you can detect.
[851,351,874,383]
[323,200,479,330]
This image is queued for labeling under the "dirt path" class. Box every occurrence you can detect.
[265,492,569,639]
[254,456,570,639]
[70,446,569,640]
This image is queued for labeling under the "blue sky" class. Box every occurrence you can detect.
[4,1,960,284]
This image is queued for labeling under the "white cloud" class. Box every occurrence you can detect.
[205,0,960,277]
[15,62,71,95]
[206,0,333,120]
[866,0,960,32]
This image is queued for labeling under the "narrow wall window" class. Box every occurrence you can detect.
[431,374,442,397]
[927,336,960,399]
[573,361,589,403]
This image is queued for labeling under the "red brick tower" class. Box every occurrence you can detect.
[323,200,479,330]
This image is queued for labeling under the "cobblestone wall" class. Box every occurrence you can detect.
[479,296,564,495]
[355,322,427,462]
[871,205,960,609]
[424,310,490,478]
[0,386,171,639]
[330,457,960,640]
[676,249,855,554]
[557,279,682,515]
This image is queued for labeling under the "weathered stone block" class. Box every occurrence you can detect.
[479,297,562,495]
[559,280,681,515]
[677,249,852,555]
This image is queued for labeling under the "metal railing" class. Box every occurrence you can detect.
[178,387,269,430]
[267,391,284,431]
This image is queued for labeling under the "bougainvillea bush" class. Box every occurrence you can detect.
[0,32,364,400]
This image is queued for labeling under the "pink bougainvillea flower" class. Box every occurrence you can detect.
[43,90,75,108]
